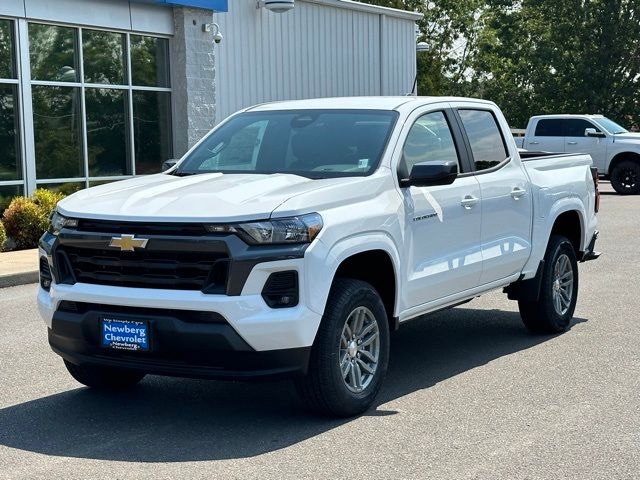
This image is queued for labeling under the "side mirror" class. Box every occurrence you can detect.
[162,159,179,172]
[585,128,606,138]
[400,161,458,188]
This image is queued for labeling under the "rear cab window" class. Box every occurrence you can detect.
[534,119,564,137]
[458,109,509,171]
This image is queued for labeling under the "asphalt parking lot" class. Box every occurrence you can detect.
[0,181,638,480]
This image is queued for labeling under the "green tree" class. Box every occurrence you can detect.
[470,0,640,127]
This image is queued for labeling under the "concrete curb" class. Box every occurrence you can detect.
[0,271,39,288]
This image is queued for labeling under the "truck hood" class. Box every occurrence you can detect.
[612,133,640,143]
[57,172,357,222]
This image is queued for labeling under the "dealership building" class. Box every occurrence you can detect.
[0,0,420,207]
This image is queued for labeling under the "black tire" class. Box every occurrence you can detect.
[64,360,145,390]
[610,160,640,195]
[518,235,579,334]
[295,278,390,417]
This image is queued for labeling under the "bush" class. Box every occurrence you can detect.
[32,188,66,218]
[0,221,6,252]
[1,189,66,250]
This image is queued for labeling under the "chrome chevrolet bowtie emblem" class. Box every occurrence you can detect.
[109,234,148,252]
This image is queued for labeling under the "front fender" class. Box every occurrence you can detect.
[304,232,402,317]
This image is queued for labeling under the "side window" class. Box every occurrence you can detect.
[564,119,600,137]
[401,111,459,178]
[534,119,564,137]
[199,120,268,171]
[458,109,509,171]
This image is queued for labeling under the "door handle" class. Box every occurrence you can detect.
[461,195,479,209]
[529,141,540,145]
[511,187,527,200]
[567,141,578,145]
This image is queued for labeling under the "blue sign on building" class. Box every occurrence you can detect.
[147,0,228,12]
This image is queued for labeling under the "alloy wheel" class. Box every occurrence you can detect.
[552,253,574,315]
[338,306,380,393]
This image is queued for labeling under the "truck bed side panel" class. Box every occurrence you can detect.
[520,153,597,278]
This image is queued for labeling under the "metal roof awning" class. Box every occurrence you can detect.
[140,0,228,12]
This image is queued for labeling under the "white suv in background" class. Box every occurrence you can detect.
[520,114,640,194]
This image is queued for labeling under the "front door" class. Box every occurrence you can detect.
[399,108,482,310]
[563,119,608,171]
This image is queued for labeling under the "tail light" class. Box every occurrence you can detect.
[590,167,600,213]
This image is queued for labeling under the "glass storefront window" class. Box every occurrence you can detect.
[130,35,170,87]
[29,24,79,83]
[89,179,120,187]
[83,30,126,85]
[0,20,16,79]
[0,84,20,182]
[32,85,84,179]
[86,88,131,176]
[133,90,172,174]
[3,23,173,196]
[0,19,22,200]
[37,182,84,195]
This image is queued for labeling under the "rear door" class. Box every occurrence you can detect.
[453,105,533,285]
[398,106,482,309]
[563,118,608,171]
[525,118,565,152]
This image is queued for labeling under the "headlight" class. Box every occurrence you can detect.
[205,213,323,245]
[49,211,78,235]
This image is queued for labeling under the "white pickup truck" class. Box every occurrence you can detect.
[517,114,640,194]
[38,97,600,417]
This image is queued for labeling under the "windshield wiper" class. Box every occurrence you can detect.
[171,171,199,177]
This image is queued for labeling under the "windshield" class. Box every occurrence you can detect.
[175,109,398,178]
[596,117,628,134]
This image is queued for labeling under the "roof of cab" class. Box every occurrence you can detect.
[245,96,496,112]
[529,114,605,120]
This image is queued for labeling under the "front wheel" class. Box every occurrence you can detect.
[295,279,390,417]
[610,160,640,195]
[518,235,579,334]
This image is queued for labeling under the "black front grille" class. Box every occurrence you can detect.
[58,246,228,292]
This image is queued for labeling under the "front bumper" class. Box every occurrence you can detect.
[37,222,326,379]
[48,302,311,380]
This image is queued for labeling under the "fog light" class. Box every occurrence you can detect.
[39,257,52,291]
[262,271,298,308]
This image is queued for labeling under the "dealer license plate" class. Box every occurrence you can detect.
[101,317,149,352]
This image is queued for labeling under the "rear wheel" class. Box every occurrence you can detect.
[64,360,145,389]
[610,160,640,194]
[295,279,390,417]
[518,235,579,334]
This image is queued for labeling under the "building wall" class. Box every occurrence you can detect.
[214,0,419,122]
[170,7,217,157]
